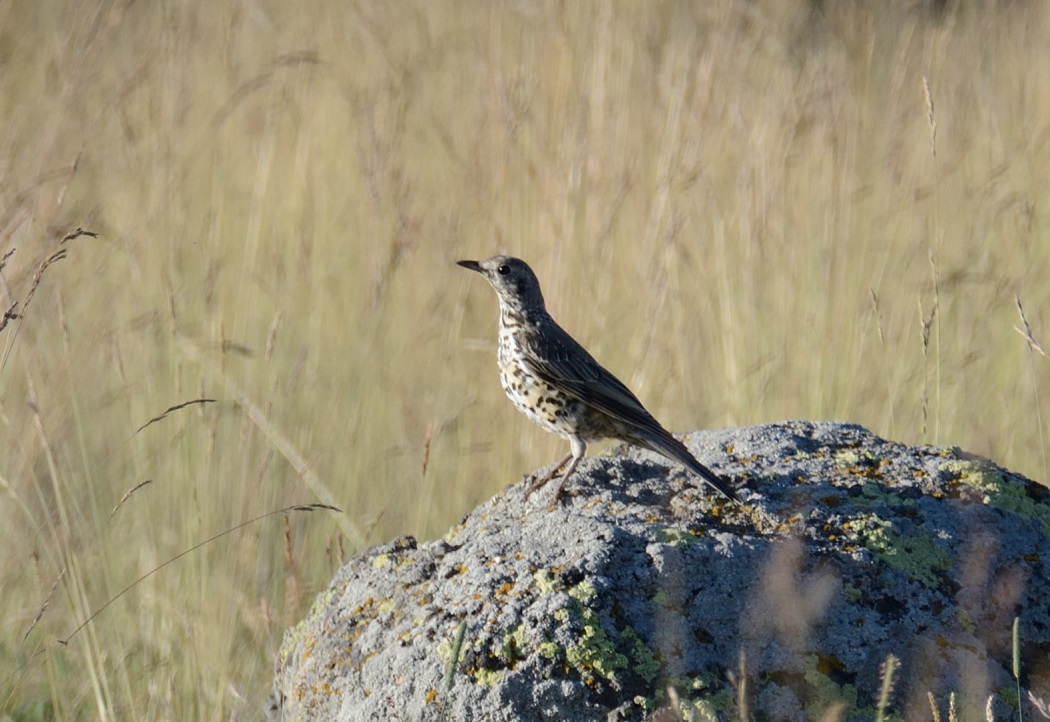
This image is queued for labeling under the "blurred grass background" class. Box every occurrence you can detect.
[1,0,1048,718]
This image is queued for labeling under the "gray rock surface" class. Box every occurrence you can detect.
[266,421,1050,721]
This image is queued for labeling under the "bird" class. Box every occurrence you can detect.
[457,255,736,502]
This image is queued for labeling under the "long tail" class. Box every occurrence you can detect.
[642,432,737,501]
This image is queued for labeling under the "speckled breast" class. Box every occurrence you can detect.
[496,333,585,441]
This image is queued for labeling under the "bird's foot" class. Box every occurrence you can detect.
[524,471,555,498]
[524,452,574,499]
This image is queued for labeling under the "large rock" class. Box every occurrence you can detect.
[266,421,1050,721]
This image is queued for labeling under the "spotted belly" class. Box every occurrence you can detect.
[497,358,586,440]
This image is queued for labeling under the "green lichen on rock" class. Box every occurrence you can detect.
[943,460,1050,537]
[669,697,721,721]
[568,579,596,604]
[564,602,629,683]
[533,568,561,594]
[847,482,918,510]
[834,448,865,466]
[435,635,454,664]
[656,527,699,547]
[623,626,660,683]
[663,676,732,720]
[842,582,862,603]
[538,641,560,659]
[800,653,863,720]
[842,515,951,588]
[942,460,1004,498]
[473,667,503,687]
[540,578,662,692]
[842,514,894,552]
[498,624,529,668]
[832,447,891,480]
[631,694,659,713]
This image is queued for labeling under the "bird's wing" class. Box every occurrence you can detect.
[523,319,668,435]
[525,317,738,501]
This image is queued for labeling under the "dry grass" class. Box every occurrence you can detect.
[1,0,1048,718]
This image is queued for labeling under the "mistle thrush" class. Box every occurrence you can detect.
[458,255,736,502]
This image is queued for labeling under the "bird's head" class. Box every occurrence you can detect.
[457,255,546,313]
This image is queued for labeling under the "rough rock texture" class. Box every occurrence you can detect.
[266,421,1050,721]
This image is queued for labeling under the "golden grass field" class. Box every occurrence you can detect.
[1,1,1048,718]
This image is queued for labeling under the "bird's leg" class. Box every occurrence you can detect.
[548,437,588,500]
[549,453,583,501]
[525,451,572,498]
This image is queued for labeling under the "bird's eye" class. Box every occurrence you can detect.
[497,264,510,275]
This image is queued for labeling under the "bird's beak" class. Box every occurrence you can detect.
[456,260,483,273]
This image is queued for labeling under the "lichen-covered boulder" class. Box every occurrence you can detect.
[266,421,1050,721]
